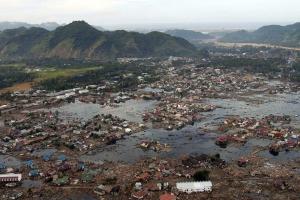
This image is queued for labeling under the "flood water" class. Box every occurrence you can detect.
[202,91,300,128]
[54,99,157,123]
[207,92,300,121]
[58,91,300,164]
[22,180,42,189]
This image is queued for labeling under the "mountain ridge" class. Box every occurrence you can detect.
[220,22,300,47]
[0,21,197,60]
[0,21,105,31]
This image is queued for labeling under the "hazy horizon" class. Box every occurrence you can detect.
[0,0,299,31]
[0,21,298,32]
[102,21,298,32]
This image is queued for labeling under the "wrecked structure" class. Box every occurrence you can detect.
[0,56,299,199]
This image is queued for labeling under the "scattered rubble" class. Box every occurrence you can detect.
[138,140,171,152]
[215,115,300,154]
[0,57,299,199]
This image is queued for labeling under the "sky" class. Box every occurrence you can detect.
[0,0,300,30]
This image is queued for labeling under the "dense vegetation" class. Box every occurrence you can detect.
[24,58,105,68]
[206,57,285,74]
[37,62,160,91]
[221,22,300,47]
[0,21,197,61]
[0,65,33,89]
[0,59,106,90]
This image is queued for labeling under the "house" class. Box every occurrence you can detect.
[78,89,89,95]
[0,173,22,182]
[176,181,212,193]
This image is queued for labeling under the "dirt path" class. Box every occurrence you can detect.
[0,82,33,94]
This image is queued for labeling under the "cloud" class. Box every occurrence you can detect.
[0,0,299,26]
[0,0,117,22]
[45,0,116,13]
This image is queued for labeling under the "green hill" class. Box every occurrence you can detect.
[220,22,300,47]
[0,21,197,60]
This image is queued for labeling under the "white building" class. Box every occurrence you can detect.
[56,92,76,100]
[78,89,89,94]
[176,181,212,193]
[0,173,22,182]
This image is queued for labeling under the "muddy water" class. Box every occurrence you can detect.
[54,99,157,123]
[207,92,300,120]
[80,127,276,164]
[22,180,42,189]
[55,92,300,164]
[202,91,300,128]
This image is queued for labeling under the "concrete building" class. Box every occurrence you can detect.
[176,181,212,193]
[0,173,22,182]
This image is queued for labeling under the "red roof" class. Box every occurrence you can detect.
[160,193,176,200]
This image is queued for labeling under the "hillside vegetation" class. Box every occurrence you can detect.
[0,21,197,61]
[221,22,300,47]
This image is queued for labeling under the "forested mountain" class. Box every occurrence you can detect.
[0,21,197,60]
[221,22,300,47]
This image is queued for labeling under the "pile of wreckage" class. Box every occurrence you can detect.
[215,115,300,154]
[143,97,215,130]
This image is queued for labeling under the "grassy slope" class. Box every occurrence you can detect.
[0,63,101,92]
[34,66,101,81]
